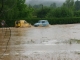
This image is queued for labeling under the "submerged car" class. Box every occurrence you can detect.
[15,20,31,28]
[34,20,49,27]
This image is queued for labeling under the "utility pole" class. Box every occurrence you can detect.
[1,0,4,12]
[0,0,3,16]
[42,4,43,18]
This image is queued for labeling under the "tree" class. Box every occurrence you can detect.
[36,6,50,18]
[75,0,80,11]
[63,0,74,9]
[0,0,18,19]
[0,0,34,19]
[74,10,80,17]
[50,3,56,8]
[46,7,73,18]
[33,4,43,9]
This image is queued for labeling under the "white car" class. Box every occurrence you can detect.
[34,20,49,27]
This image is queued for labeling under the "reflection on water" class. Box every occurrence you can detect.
[0,24,80,60]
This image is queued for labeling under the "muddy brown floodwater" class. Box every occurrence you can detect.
[0,24,80,60]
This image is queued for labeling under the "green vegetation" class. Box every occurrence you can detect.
[0,0,80,26]
[25,17,80,25]
[4,17,80,27]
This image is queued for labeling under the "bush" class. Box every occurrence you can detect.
[25,17,80,25]
[1,17,80,27]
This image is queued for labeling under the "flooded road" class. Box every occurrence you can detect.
[0,24,80,60]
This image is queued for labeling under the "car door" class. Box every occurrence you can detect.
[38,20,43,26]
[42,21,46,26]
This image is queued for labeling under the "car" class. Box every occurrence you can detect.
[15,20,31,28]
[34,20,49,27]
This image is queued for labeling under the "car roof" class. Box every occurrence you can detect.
[39,20,48,21]
[19,20,25,21]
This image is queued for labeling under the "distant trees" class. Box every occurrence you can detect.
[46,7,73,18]
[36,7,50,18]
[65,0,74,7]
[33,4,43,9]
[50,3,56,8]
[32,0,76,18]
[63,0,74,10]
[1,0,80,19]
[74,0,80,17]
[75,0,80,10]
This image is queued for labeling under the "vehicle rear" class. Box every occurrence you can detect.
[15,20,21,27]
[15,20,31,28]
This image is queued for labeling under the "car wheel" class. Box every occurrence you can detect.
[34,25,38,27]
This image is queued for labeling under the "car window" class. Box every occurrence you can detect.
[16,21,18,24]
[42,21,45,23]
[24,21,27,24]
[16,21,20,24]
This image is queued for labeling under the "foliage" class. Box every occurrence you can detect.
[75,0,80,10]
[74,10,80,17]
[46,7,73,18]
[50,3,56,8]
[5,17,80,26]
[36,7,50,18]
[33,4,43,9]
[24,17,80,25]
[0,0,33,20]
[63,0,74,9]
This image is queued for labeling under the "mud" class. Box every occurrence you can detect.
[0,24,80,60]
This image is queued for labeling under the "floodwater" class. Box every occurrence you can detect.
[0,24,80,60]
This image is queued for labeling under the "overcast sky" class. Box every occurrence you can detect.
[25,0,78,3]
[25,0,65,3]
[25,0,65,5]
[25,0,79,6]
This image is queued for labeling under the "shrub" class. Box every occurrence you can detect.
[1,17,80,27]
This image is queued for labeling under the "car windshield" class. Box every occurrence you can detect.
[38,20,47,23]
[42,21,45,23]
[24,21,27,24]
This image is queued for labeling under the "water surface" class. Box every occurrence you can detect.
[0,24,80,60]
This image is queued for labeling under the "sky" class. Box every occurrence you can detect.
[25,0,79,6]
[25,0,78,3]
[25,0,65,3]
[25,0,65,6]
